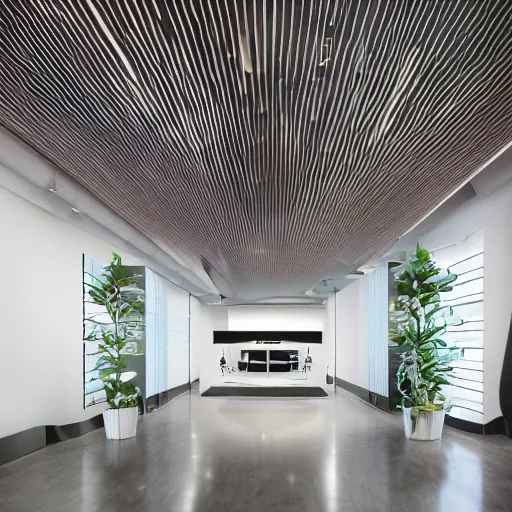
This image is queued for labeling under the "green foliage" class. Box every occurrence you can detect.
[87,252,144,409]
[392,244,459,419]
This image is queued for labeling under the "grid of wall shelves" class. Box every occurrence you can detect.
[442,251,484,424]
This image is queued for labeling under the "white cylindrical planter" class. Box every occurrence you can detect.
[103,407,139,440]
[403,408,445,441]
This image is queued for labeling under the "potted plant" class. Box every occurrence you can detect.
[392,244,459,441]
[86,253,144,440]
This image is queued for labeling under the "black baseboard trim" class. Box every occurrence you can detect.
[146,382,191,412]
[1,413,104,466]
[369,391,392,411]
[445,414,484,435]
[445,415,512,438]
[336,377,392,412]
[46,414,105,444]
[335,377,368,401]
[0,426,46,466]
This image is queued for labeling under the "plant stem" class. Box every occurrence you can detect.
[115,288,120,394]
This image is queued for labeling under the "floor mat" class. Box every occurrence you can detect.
[202,386,328,397]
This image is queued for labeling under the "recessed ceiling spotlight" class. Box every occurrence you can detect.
[49,172,57,193]
[71,207,81,214]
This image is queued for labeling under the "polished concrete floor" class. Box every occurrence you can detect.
[1,389,512,512]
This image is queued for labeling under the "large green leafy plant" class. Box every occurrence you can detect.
[86,253,144,409]
[392,244,459,419]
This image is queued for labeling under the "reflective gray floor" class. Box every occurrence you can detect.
[1,388,512,512]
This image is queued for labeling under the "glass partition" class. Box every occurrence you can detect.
[145,268,190,403]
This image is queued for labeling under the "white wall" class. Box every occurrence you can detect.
[167,284,191,390]
[189,298,200,382]
[228,305,326,331]
[335,278,369,390]
[325,295,336,386]
[197,306,228,394]
[0,185,142,438]
[190,297,215,383]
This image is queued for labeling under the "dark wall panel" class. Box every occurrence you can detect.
[214,331,322,344]
[499,315,512,437]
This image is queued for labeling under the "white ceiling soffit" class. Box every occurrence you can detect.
[471,145,512,196]
[0,1,511,299]
[0,129,218,296]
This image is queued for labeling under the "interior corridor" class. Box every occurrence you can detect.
[1,389,511,512]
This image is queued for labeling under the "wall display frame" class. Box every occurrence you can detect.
[442,251,484,424]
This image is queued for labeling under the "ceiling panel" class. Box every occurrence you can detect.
[0,0,511,298]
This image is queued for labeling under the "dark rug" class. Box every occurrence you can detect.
[201,386,328,397]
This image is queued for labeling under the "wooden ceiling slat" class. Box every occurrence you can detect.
[0,0,511,298]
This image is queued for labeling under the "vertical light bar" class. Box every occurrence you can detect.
[368,265,389,397]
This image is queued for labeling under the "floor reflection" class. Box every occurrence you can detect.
[438,443,482,512]
[1,389,512,512]
[217,401,324,440]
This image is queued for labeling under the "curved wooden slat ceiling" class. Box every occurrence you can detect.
[1,1,511,298]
